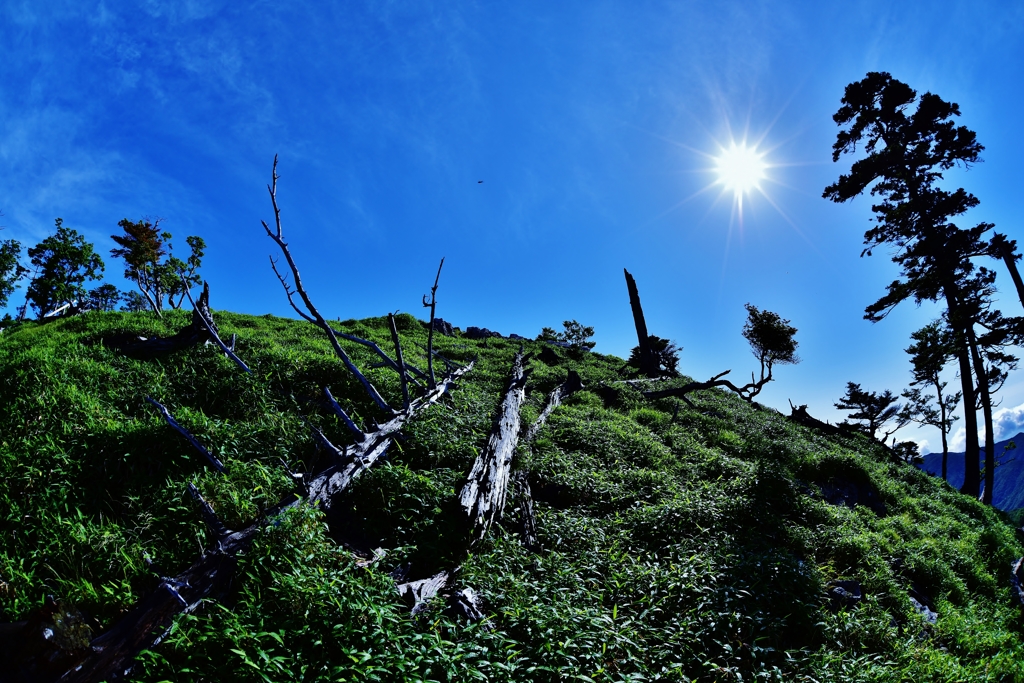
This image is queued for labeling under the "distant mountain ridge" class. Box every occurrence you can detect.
[920,432,1024,511]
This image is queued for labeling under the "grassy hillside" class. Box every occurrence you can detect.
[1,308,1023,682]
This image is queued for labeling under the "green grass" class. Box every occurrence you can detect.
[1,309,1023,682]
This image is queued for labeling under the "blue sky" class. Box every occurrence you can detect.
[3,1,1023,452]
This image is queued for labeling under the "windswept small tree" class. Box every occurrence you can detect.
[742,304,799,398]
[835,382,909,443]
[900,321,961,481]
[25,218,104,317]
[111,218,206,317]
[537,320,596,351]
[642,303,799,404]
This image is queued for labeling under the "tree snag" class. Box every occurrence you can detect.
[624,269,658,377]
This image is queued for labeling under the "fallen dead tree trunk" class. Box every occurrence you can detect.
[58,491,302,683]
[510,370,584,550]
[459,351,531,543]
[397,363,584,615]
[786,400,857,438]
[522,370,583,444]
[0,483,301,683]
[308,360,475,514]
[103,283,249,373]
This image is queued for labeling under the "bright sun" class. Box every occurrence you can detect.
[714,142,767,198]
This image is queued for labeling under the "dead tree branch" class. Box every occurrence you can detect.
[261,155,391,414]
[523,370,583,444]
[624,269,658,377]
[179,278,251,374]
[307,361,476,513]
[145,397,226,473]
[104,282,224,360]
[57,493,302,683]
[388,313,411,410]
[423,258,444,388]
[642,369,775,405]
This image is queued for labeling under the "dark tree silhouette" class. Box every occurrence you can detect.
[742,303,799,395]
[83,284,122,312]
[628,335,681,376]
[824,71,995,497]
[624,269,658,376]
[835,382,908,443]
[537,320,597,351]
[26,218,104,318]
[0,238,28,309]
[900,321,961,481]
[957,277,1021,504]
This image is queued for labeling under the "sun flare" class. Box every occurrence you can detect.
[714,142,767,198]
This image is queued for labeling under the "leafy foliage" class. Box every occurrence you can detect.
[835,382,908,442]
[110,218,206,316]
[627,334,680,376]
[0,238,28,309]
[24,218,105,317]
[536,319,596,350]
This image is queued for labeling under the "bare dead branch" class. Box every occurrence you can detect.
[179,279,251,374]
[307,360,475,512]
[643,367,775,404]
[323,386,366,441]
[187,482,230,539]
[523,370,583,444]
[423,257,444,388]
[268,255,315,323]
[146,397,226,473]
[388,314,411,409]
[261,157,392,414]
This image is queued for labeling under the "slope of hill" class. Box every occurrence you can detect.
[921,435,1024,511]
[1,309,1023,682]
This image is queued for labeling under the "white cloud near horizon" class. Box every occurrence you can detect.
[945,402,1024,452]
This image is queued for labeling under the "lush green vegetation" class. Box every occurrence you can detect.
[1,309,1023,682]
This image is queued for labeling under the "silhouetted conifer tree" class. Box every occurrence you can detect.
[824,71,1000,497]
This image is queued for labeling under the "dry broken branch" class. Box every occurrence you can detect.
[423,257,444,388]
[145,397,226,473]
[307,361,476,513]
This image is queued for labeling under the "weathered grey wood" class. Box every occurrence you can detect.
[323,386,366,441]
[262,157,392,414]
[146,397,226,473]
[523,370,583,444]
[509,470,539,551]
[179,278,251,374]
[1012,557,1024,607]
[397,570,450,615]
[187,482,230,539]
[388,313,411,409]
[307,361,475,512]
[459,351,530,542]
